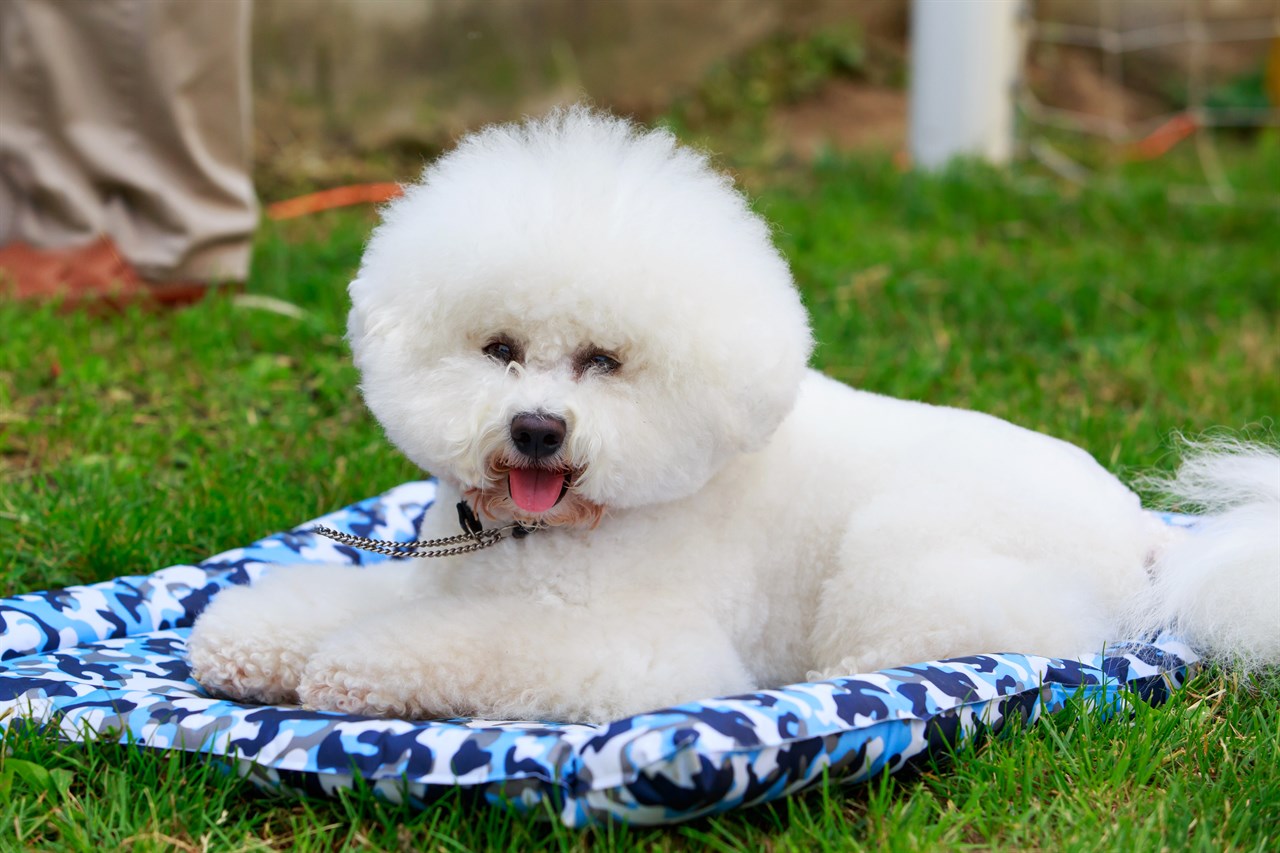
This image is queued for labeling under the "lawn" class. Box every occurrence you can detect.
[1,135,1277,850]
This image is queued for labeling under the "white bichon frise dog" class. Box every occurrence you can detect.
[188,108,1279,723]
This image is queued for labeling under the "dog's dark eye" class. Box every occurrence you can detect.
[589,353,620,372]
[575,348,621,377]
[483,340,518,364]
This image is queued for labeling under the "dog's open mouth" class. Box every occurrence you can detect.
[507,468,571,514]
[466,462,602,528]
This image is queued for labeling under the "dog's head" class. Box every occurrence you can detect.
[347,108,812,526]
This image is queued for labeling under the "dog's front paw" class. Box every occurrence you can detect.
[186,623,308,705]
[296,649,455,718]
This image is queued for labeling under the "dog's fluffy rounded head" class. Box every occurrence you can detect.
[348,107,812,524]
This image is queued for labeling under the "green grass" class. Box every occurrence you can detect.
[1,136,1278,849]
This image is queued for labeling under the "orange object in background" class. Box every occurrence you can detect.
[266,183,404,221]
[1130,36,1279,163]
[1131,113,1200,161]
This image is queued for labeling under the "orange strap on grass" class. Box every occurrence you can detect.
[266,182,404,221]
[1131,38,1276,162]
[1130,113,1199,161]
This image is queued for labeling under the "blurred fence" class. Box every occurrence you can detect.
[1021,0,1279,202]
[249,0,1278,198]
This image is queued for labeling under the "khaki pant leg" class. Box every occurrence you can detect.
[0,0,258,283]
[0,0,110,249]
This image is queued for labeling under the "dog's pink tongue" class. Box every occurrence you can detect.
[508,468,566,513]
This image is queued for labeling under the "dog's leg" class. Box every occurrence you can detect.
[808,547,1116,677]
[186,563,414,704]
[296,597,753,723]
[807,491,1149,678]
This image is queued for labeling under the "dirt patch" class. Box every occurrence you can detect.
[770,79,906,158]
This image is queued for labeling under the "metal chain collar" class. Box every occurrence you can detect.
[312,500,541,559]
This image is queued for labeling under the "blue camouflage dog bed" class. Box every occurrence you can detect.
[0,481,1199,826]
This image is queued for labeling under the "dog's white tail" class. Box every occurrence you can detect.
[1126,440,1280,671]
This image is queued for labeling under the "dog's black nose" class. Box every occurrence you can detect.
[511,412,567,460]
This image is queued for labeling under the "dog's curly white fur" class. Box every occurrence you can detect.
[188,108,1279,723]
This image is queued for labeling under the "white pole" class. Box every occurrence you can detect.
[909,0,1023,169]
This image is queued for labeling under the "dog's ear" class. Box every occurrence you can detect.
[345,278,376,369]
[668,226,812,456]
[347,274,421,368]
[719,284,814,454]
